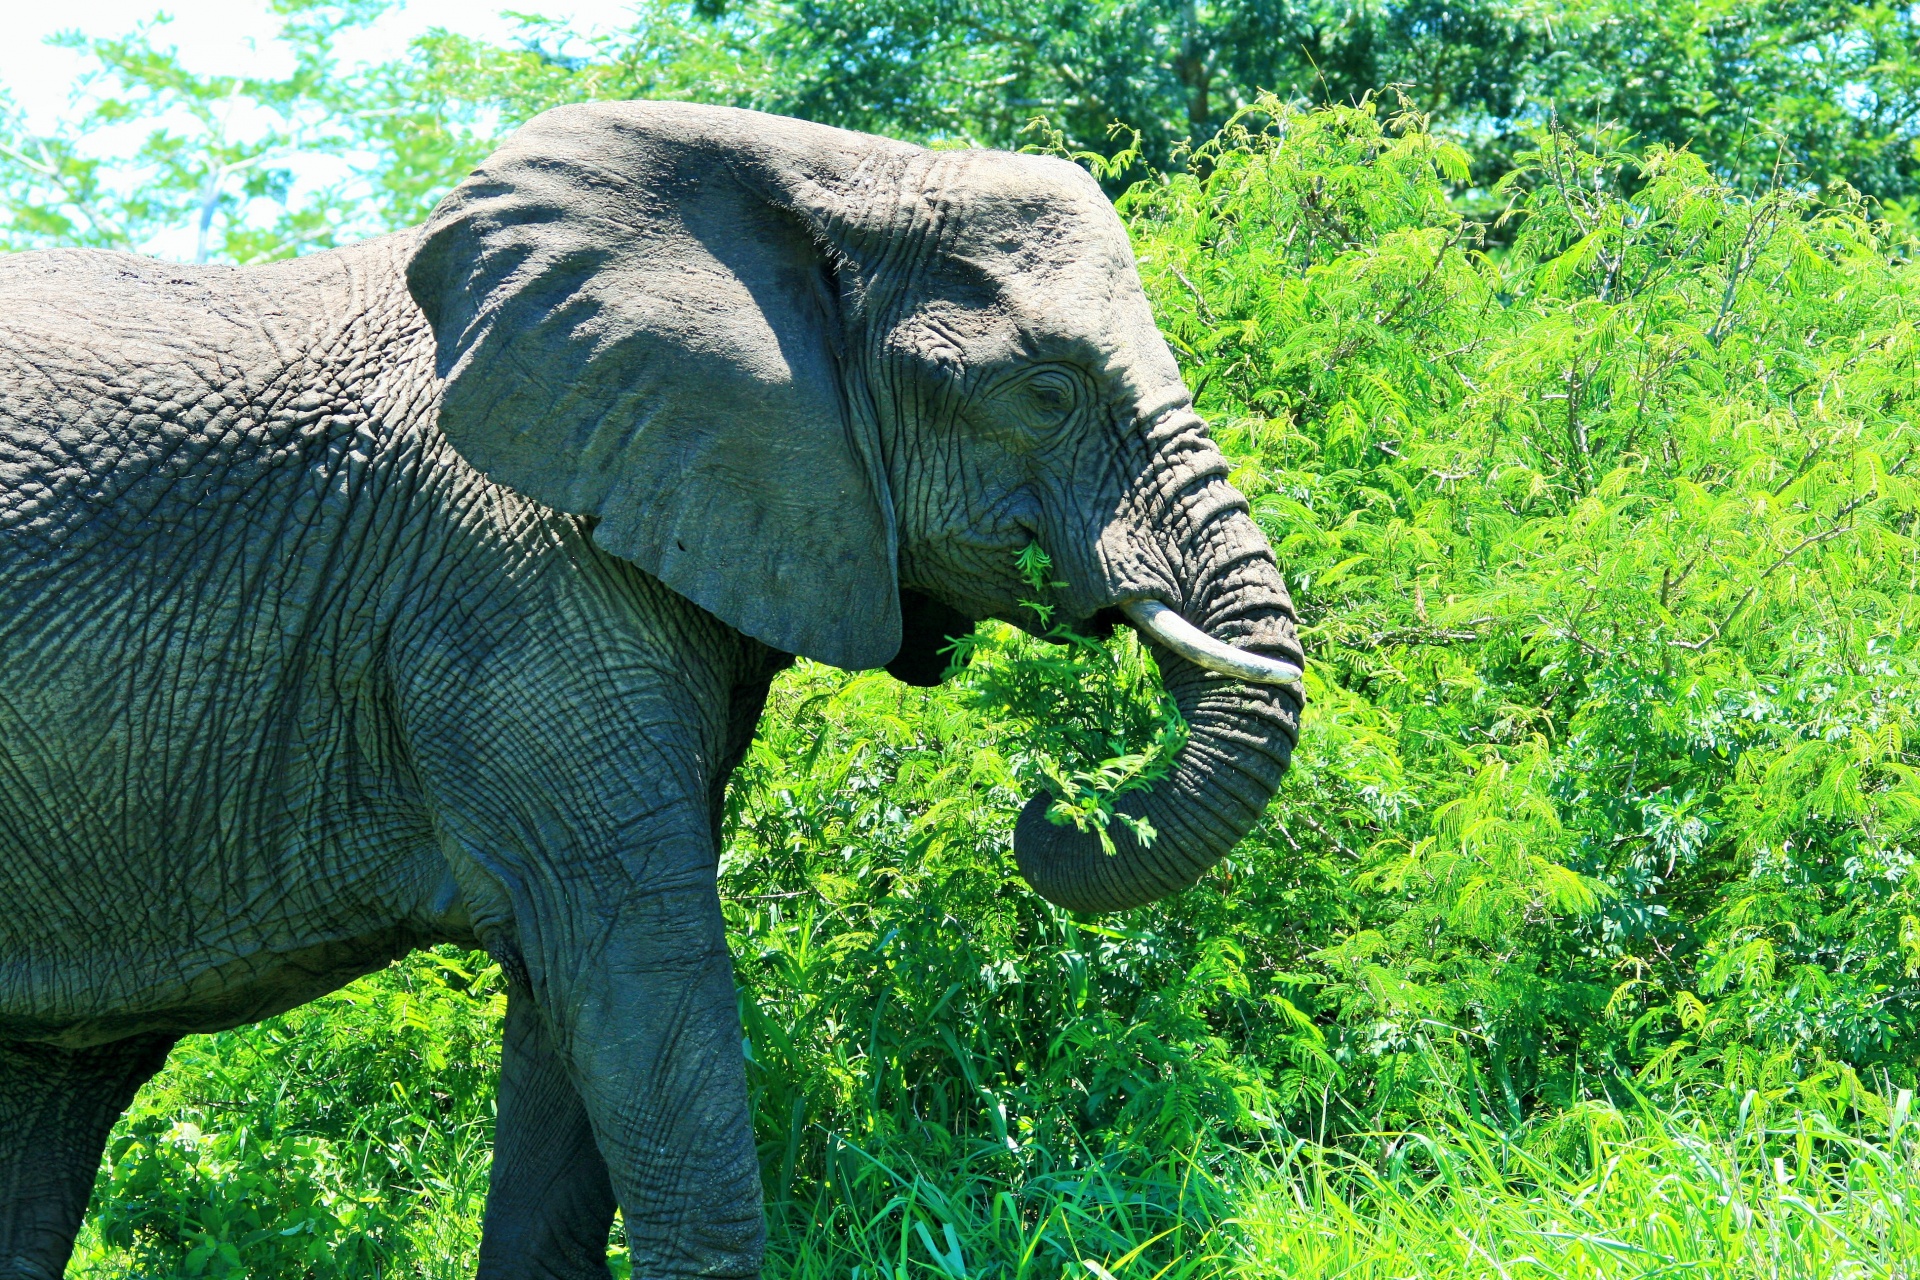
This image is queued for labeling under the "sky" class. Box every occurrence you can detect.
[0,0,645,131]
[0,0,649,256]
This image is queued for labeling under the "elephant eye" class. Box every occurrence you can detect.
[1023,368,1083,425]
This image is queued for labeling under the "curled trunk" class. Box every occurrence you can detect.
[1014,502,1303,913]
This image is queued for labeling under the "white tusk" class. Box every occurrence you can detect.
[1121,599,1304,685]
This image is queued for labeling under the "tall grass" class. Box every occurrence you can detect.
[756,1082,1920,1280]
[76,1038,1920,1279]
[1240,1097,1919,1279]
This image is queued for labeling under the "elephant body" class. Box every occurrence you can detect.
[0,102,1302,1279]
[1,237,468,1041]
[0,236,781,1273]
[0,235,785,1040]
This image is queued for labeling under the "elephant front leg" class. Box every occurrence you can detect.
[478,983,618,1280]
[413,637,773,1276]
[471,850,765,1280]
[571,875,763,1277]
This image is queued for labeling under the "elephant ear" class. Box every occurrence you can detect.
[406,102,899,670]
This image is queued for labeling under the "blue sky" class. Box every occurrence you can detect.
[0,0,645,131]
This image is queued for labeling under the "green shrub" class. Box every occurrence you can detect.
[93,1121,399,1279]
[76,950,502,1279]
[1121,95,1920,1112]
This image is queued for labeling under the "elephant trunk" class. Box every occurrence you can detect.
[1013,490,1303,913]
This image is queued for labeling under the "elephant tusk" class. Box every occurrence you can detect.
[1120,599,1304,685]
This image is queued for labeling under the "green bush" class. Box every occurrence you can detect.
[76,951,502,1278]
[1120,96,1920,1108]
[93,1122,398,1279]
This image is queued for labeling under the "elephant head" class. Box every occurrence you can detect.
[405,101,1304,913]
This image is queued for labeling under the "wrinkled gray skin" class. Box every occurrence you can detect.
[0,103,1301,1278]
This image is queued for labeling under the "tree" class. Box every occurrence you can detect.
[13,0,1920,260]
[1524,2,1920,203]
[0,0,403,259]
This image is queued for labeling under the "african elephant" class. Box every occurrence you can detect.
[0,102,1302,1278]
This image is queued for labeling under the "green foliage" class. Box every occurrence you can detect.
[92,1123,399,1280]
[1508,2,1920,208]
[454,0,1920,196]
[74,951,503,1278]
[992,544,1187,851]
[722,635,1273,1274]
[21,1,1920,261]
[1121,95,1920,1107]
[0,2,408,258]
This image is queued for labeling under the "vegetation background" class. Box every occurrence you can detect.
[5,1,1920,1275]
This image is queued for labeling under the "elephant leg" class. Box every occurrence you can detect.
[0,1034,174,1280]
[443,835,762,1278]
[478,983,618,1280]
[415,656,767,1277]
[541,870,762,1280]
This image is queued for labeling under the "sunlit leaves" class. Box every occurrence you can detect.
[1120,97,1920,1103]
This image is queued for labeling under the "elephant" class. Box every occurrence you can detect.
[0,102,1303,1278]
